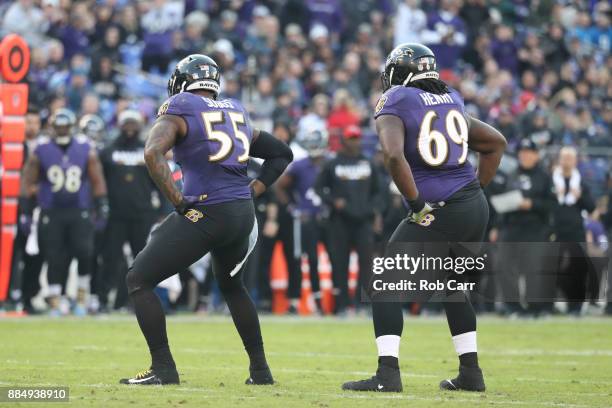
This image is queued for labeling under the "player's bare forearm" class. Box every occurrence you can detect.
[384,155,419,200]
[467,117,507,187]
[376,115,419,200]
[144,117,183,207]
[20,154,40,198]
[476,153,503,187]
[88,150,108,197]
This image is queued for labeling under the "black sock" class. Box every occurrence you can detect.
[151,345,176,370]
[221,284,268,370]
[459,352,479,368]
[245,343,268,370]
[378,356,399,370]
[131,289,176,370]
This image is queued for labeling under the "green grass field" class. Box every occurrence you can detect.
[1,315,611,408]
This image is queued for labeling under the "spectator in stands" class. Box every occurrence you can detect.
[393,0,427,46]
[327,89,361,151]
[2,0,47,47]
[490,24,518,75]
[422,0,467,69]
[297,94,329,150]
[140,0,183,73]
[460,0,489,44]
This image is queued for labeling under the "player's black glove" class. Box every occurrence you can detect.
[174,197,198,215]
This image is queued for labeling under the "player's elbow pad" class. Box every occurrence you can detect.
[250,131,293,187]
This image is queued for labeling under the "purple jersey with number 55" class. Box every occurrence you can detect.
[158,92,253,205]
[374,85,476,202]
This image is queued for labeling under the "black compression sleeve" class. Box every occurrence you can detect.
[249,130,293,187]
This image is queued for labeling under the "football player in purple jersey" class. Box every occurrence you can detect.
[120,54,292,386]
[276,128,329,313]
[20,108,109,316]
[342,44,507,393]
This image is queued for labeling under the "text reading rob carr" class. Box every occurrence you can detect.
[371,253,486,292]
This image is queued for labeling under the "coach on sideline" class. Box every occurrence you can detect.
[98,110,164,312]
[315,125,383,315]
[496,138,556,317]
[552,146,595,315]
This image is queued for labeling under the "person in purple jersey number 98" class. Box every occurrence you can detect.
[19,108,109,316]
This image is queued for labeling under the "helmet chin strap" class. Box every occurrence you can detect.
[402,72,414,86]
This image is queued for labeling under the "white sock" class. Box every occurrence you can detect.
[452,331,477,356]
[376,335,401,357]
[77,275,90,292]
[48,284,62,297]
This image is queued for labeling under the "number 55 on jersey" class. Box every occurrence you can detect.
[157,93,254,205]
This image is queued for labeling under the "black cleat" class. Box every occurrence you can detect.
[440,365,485,392]
[245,367,274,385]
[342,365,403,392]
[119,367,179,385]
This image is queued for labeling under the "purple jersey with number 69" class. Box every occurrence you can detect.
[374,85,476,202]
[158,92,253,205]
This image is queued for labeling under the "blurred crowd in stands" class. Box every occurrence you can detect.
[1,0,611,317]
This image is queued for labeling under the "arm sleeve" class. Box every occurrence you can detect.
[249,130,293,187]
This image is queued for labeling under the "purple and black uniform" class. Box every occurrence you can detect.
[34,135,95,291]
[287,157,324,295]
[375,85,476,204]
[159,92,253,205]
[287,157,322,217]
[375,85,488,243]
[35,135,92,210]
[128,91,260,307]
